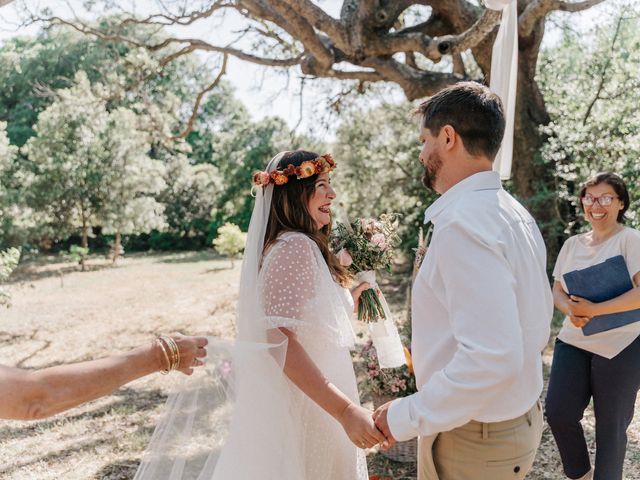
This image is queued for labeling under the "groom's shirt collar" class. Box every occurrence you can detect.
[423,170,502,225]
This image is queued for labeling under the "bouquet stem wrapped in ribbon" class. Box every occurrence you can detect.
[355,270,385,320]
[332,215,406,368]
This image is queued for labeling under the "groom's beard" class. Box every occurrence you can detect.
[421,151,443,192]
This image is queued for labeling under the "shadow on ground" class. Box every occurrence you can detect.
[94,459,140,480]
[8,260,114,284]
[0,388,166,444]
[155,251,222,265]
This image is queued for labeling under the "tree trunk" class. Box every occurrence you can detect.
[112,232,122,264]
[80,211,89,272]
[511,16,560,271]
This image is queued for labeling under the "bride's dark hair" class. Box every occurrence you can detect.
[263,150,351,287]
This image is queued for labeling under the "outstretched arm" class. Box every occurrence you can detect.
[0,334,207,421]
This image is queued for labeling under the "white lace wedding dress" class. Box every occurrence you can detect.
[258,231,368,480]
[134,152,368,480]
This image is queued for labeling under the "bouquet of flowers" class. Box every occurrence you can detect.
[331,214,405,368]
[331,214,399,320]
[358,340,416,399]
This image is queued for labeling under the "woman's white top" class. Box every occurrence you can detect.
[553,226,640,358]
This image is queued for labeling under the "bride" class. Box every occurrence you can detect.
[135,150,384,480]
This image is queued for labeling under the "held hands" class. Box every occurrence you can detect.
[339,403,387,449]
[372,401,397,451]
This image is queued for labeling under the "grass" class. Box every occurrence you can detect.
[2,252,640,479]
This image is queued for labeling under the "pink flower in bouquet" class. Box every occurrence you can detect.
[337,248,353,267]
[370,233,387,249]
[360,218,375,234]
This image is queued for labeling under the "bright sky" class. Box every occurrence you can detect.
[0,0,613,139]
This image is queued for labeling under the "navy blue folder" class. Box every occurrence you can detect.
[563,255,640,335]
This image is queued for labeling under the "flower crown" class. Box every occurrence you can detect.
[253,153,337,187]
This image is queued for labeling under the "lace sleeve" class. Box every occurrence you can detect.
[261,234,319,334]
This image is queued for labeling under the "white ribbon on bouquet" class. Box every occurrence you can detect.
[355,270,406,368]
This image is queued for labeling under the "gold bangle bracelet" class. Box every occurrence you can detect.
[155,338,171,374]
[161,335,180,371]
[169,337,180,370]
[159,336,177,371]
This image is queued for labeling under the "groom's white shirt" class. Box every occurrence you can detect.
[387,171,553,441]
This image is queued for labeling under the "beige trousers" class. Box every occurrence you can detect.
[418,400,543,480]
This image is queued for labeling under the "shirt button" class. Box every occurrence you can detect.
[514,466,520,473]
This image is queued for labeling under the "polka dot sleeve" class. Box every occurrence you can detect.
[261,233,319,333]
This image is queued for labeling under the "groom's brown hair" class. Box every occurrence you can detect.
[263,150,351,287]
[414,81,505,161]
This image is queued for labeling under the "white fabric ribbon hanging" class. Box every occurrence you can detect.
[486,0,518,180]
[355,271,406,368]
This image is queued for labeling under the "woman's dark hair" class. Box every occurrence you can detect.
[579,171,630,223]
[263,150,350,287]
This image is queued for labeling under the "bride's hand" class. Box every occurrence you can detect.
[350,282,371,313]
[338,403,386,448]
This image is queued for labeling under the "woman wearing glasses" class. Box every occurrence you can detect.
[545,172,640,480]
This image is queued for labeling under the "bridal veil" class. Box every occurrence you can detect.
[134,152,305,479]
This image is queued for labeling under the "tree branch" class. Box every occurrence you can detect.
[520,0,607,37]
[364,7,499,62]
[452,53,465,76]
[265,0,335,70]
[120,2,229,27]
[556,0,608,12]
[25,0,609,110]
[371,32,441,61]
[325,68,383,82]
[159,45,197,67]
[276,0,345,44]
[171,53,228,140]
[237,0,285,24]
[432,8,501,56]
[40,16,302,67]
[426,0,484,33]
[582,10,624,125]
[363,56,461,99]
[395,13,451,37]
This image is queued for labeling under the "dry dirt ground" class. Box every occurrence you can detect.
[1,252,640,479]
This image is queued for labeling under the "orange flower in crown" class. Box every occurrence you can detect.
[296,161,317,179]
[282,164,297,177]
[252,153,337,187]
[316,154,335,173]
[270,171,289,185]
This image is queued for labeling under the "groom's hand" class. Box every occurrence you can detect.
[372,401,397,450]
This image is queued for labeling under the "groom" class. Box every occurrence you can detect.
[373,82,553,480]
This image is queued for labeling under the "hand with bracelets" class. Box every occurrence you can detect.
[0,333,208,421]
[154,333,208,375]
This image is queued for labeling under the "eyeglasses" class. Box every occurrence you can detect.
[581,194,618,206]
